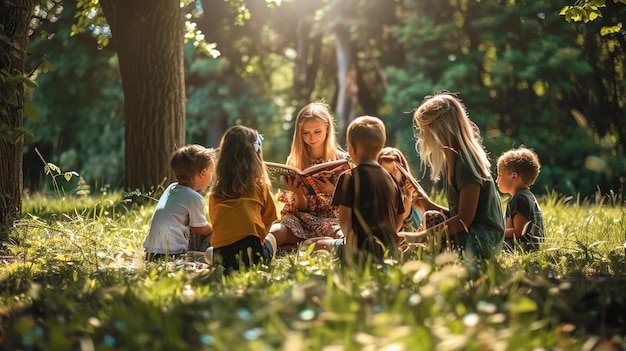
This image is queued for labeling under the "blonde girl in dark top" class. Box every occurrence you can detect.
[412,91,505,259]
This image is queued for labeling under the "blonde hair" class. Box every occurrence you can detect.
[212,125,270,198]
[413,92,492,184]
[170,144,215,183]
[347,116,386,158]
[497,146,541,186]
[287,102,343,170]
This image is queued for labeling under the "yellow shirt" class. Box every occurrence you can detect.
[209,185,277,248]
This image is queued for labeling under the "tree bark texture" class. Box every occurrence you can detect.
[0,0,34,238]
[100,0,186,192]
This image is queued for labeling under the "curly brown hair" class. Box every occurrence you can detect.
[497,146,541,186]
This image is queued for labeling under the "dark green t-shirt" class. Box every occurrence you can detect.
[504,188,544,251]
[443,154,505,258]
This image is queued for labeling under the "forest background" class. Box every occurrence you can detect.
[13,0,626,200]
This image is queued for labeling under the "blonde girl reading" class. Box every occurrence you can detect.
[412,92,504,259]
[270,102,348,250]
[208,125,277,271]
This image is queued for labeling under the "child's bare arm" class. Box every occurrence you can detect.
[191,223,213,236]
[338,205,357,253]
[445,183,480,235]
[505,213,530,238]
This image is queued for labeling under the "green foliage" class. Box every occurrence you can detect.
[560,0,626,34]
[384,0,626,197]
[25,2,125,191]
[0,23,37,145]
[35,147,79,198]
[0,192,624,349]
[72,0,110,47]
[183,39,288,160]
[23,0,626,200]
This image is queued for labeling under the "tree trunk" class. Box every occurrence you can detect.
[100,0,186,193]
[0,0,34,240]
[294,19,322,104]
[334,25,358,144]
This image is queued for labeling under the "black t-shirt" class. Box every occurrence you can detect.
[506,188,544,249]
[332,163,405,259]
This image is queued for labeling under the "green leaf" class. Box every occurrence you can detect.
[509,296,538,314]
[587,9,602,22]
[600,22,622,35]
[572,8,584,22]
[45,163,61,175]
[24,102,39,122]
[7,74,38,87]
[44,59,55,72]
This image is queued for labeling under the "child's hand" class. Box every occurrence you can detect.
[411,188,430,212]
[313,176,335,195]
[403,180,414,197]
[285,176,305,194]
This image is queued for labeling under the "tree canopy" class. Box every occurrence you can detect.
[10,0,626,201]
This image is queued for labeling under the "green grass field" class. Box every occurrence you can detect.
[1,190,624,350]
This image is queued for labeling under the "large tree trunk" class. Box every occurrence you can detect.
[334,25,358,145]
[0,0,34,240]
[100,0,186,192]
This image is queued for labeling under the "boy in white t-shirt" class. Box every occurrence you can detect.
[143,144,216,260]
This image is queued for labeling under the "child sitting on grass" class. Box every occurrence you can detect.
[143,144,216,261]
[496,146,545,252]
[206,125,277,272]
[332,116,405,262]
[411,92,505,260]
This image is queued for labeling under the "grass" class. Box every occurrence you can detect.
[0,190,625,350]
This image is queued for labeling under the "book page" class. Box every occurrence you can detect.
[265,162,298,191]
[301,159,350,177]
[264,159,350,196]
[264,161,318,195]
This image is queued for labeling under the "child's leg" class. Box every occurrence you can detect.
[302,237,334,251]
[421,210,449,252]
[265,233,277,258]
[213,236,271,270]
[204,246,214,265]
[422,210,446,229]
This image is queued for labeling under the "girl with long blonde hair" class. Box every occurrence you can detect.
[270,102,348,250]
[412,92,504,259]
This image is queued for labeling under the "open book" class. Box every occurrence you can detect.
[395,161,425,194]
[265,159,351,196]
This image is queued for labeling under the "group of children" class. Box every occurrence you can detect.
[143,92,545,271]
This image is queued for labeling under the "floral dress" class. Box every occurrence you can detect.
[277,156,347,239]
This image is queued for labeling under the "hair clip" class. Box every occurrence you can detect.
[254,131,264,153]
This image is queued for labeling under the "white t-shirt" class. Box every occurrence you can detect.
[143,183,209,254]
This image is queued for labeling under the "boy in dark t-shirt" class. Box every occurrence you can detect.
[496,146,545,252]
[332,116,405,261]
